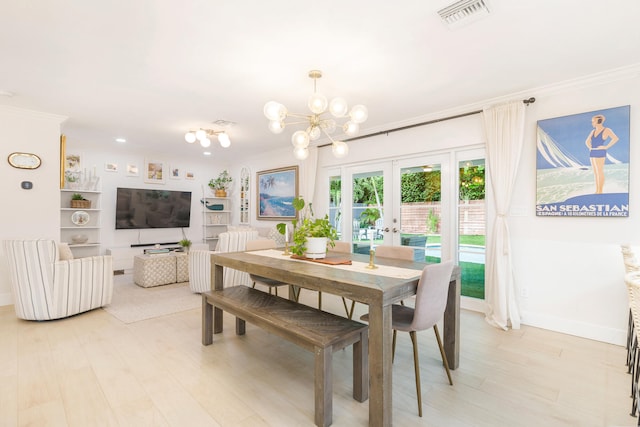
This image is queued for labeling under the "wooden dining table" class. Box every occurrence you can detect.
[208,250,461,427]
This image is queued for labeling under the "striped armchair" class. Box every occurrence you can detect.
[3,239,113,320]
[188,230,261,293]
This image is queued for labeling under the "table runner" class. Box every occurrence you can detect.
[250,249,422,280]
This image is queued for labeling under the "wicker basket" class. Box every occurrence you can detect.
[70,199,91,209]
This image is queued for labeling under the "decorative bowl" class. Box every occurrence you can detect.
[71,234,89,244]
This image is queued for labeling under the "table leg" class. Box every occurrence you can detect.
[368,302,393,427]
[443,276,461,370]
[213,262,224,334]
[202,295,213,345]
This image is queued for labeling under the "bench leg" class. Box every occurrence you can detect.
[314,346,332,427]
[353,330,369,402]
[236,317,246,335]
[202,295,213,345]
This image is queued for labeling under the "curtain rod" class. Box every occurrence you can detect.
[321,97,536,145]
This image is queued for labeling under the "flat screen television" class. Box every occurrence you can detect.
[115,188,192,229]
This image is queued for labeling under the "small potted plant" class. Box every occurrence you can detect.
[278,196,338,259]
[209,170,233,197]
[179,238,192,252]
[70,193,91,209]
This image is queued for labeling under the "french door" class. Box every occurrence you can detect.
[327,148,485,300]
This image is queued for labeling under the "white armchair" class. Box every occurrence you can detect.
[188,230,261,293]
[3,239,113,320]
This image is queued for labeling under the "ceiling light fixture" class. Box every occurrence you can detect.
[184,128,231,149]
[263,70,368,160]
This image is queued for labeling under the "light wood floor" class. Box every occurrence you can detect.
[0,281,635,427]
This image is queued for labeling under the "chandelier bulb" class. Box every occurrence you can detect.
[264,101,287,121]
[291,130,310,148]
[200,137,212,148]
[307,126,321,141]
[343,121,359,137]
[308,93,328,114]
[293,147,309,160]
[218,133,231,148]
[331,141,349,158]
[349,104,368,124]
[329,97,348,117]
[268,120,285,134]
[195,129,207,141]
[185,132,196,143]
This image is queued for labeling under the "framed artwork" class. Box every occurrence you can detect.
[185,171,195,180]
[257,165,298,220]
[536,105,630,217]
[169,165,181,180]
[144,159,165,184]
[105,162,118,172]
[126,163,139,177]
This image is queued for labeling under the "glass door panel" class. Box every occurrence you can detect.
[351,169,385,254]
[398,163,442,262]
[458,157,486,299]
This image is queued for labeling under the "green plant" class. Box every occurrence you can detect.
[71,193,85,200]
[278,196,337,256]
[426,209,440,234]
[209,170,233,191]
[359,207,380,227]
[179,238,192,248]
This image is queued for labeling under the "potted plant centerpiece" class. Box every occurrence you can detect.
[209,170,233,197]
[279,196,338,259]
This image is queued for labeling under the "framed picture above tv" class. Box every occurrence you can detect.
[257,165,298,220]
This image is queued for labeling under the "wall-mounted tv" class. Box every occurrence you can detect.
[115,188,192,229]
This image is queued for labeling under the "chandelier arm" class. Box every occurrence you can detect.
[320,127,337,144]
[282,119,314,127]
[285,112,314,120]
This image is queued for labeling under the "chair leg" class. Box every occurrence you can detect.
[392,330,397,363]
[409,331,423,417]
[341,297,350,318]
[433,325,453,386]
[274,287,278,296]
[318,291,322,310]
[349,300,356,320]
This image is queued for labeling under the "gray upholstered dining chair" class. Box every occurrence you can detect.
[375,244,414,261]
[361,260,455,417]
[245,239,295,299]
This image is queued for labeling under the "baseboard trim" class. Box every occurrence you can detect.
[0,292,13,307]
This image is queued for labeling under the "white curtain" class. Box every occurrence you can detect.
[302,145,318,205]
[482,101,526,330]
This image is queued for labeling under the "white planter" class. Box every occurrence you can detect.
[305,237,328,259]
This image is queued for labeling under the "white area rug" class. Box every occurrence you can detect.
[103,274,200,324]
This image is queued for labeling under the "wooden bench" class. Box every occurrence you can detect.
[202,285,369,427]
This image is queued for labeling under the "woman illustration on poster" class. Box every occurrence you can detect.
[585,114,619,194]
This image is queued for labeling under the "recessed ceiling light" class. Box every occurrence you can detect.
[0,90,15,97]
[213,119,236,127]
[203,151,212,156]
[115,138,126,143]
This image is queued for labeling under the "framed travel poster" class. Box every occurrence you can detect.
[536,105,630,217]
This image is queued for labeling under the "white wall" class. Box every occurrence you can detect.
[61,145,232,251]
[0,106,67,305]
[306,66,640,345]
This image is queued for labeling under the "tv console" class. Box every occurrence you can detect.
[108,242,209,273]
[130,242,179,248]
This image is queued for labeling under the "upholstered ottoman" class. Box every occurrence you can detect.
[175,253,189,282]
[133,254,177,288]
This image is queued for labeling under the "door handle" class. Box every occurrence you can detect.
[392,228,399,233]
[384,227,390,232]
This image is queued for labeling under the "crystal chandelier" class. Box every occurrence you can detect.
[184,129,231,148]
[263,70,368,160]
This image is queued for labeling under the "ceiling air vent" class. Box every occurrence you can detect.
[438,0,490,29]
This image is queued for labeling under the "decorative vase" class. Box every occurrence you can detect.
[305,237,328,259]
[214,189,227,197]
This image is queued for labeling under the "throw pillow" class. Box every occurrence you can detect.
[58,243,74,261]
